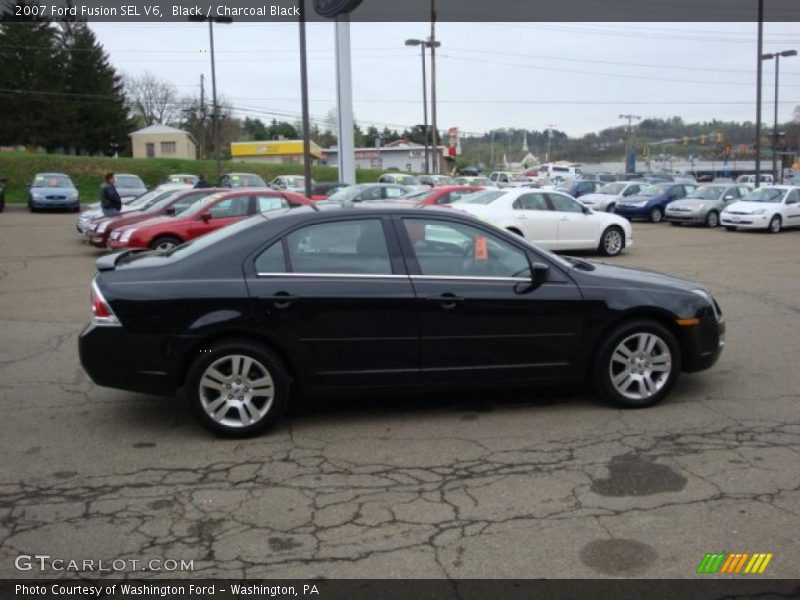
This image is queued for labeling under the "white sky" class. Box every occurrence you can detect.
[90,21,800,137]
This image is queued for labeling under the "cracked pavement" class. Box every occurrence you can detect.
[0,209,798,580]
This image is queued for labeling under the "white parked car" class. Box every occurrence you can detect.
[720,186,800,233]
[578,181,644,212]
[451,188,633,256]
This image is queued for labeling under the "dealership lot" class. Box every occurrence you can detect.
[0,208,799,579]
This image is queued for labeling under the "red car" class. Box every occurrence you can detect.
[406,185,485,206]
[108,189,310,252]
[87,188,223,248]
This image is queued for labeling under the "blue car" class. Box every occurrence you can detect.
[614,182,695,223]
[28,172,80,212]
[556,179,604,198]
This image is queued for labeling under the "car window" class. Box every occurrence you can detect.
[547,194,583,213]
[286,219,392,275]
[384,186,406,199]
[513,193,548,210]
[624,184,640,196]
[785,190,800,204]
[209,196,250,218]
[356,186,383,202]
[254,241,287,273]
[403,219,530,279]
[256,195,289,212]
[378,175,390,183]
[448,190,478,203]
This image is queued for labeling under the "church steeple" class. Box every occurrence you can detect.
[522,131,529,153]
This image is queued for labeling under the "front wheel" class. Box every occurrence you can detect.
[186,340,290,436]
[768,215,782,234]
[150,235,182,252]
[649,207,663,223]
[594,319,681,408]
[705,211,719,228]
[598,226,624,257]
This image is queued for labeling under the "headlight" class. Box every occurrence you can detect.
[693,289,722,321]
[97,221,110,233]
[32,192,44,200]
[750,208,766,215]
[119,228,136,243]
[692,289,712,303]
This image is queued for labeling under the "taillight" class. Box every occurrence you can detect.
[91,280,120,326]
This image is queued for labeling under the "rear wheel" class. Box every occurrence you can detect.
[705,211,719,228]
[186,340,290,436]
[768,215,782,234]
[150,235,182,252]
[594,319,681,408]
[649,207,663,223]
[598,226,624,257]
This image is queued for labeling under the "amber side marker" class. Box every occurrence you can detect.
[676,318,700,326]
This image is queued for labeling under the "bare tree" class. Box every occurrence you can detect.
[124,72,181,126]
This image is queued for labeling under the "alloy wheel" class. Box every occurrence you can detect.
[155,240,177,251]
[706,211,719,228]
[198,354,275,428]
[608,332,672,401]
[603,229,623,256]
[769,216,781,233]
[650,207,663,223]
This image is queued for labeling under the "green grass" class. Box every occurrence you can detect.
[0,151,384,203]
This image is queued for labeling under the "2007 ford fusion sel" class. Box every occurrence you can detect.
[79,205,725,436]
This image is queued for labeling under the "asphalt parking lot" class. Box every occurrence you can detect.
[1,207,799,580]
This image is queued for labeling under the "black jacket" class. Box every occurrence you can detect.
[100,182,122,210]
[194,179,212,189]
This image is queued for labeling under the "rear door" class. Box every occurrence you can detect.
[512,192,559,247]
[246,216,418,388]
[396,215,583,384]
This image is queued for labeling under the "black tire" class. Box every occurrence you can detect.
[768,215,782,234]
[598,226,625,257]
[724,226,737,232]
[593,319,681,409]
[186,339,290,437]
[149,235,182,251]
[649,207,663,223]
[705,211,719,228]
[669,221,682,227]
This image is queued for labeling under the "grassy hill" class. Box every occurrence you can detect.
[0,152,384,204]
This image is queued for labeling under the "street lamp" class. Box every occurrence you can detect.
[761,49,797,183]
[189,14,233,181]
[405,38,440,175]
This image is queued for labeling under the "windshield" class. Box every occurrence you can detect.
[285,177,306,187]
[228,174,266,187]
[140,190,184,210]
[638,184,669,196]
[687,186,725,200]
[166,174,197,184]
[33,174,72,188]
[741,188,784,203]
[116,175,144,188]
[598,183,626,195]
[405,190,435,202]
[456,190,506,205]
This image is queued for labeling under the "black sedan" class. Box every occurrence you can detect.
[79,205,725,436]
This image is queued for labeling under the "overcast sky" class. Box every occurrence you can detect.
[90,21,800,138]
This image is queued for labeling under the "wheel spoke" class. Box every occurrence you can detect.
[205,367,227,384]
[205,396,227,414]
[643,334,658,355]
[200,378,226,393]
[212,401,230,420]
[237,404,253,425]
[612,369,632,387]
[612,345,633,362]
[641,374,656,396]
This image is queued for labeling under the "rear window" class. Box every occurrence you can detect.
[116,175,144,188]
[456,190,506,205]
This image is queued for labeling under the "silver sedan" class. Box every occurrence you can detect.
[665,184,752,228]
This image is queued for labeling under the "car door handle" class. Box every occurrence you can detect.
[560,216,570,221]
[426,293,464,310]
[517,214,528,219]
[265,292,297,309]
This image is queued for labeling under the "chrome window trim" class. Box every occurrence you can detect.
[255,272,532,283]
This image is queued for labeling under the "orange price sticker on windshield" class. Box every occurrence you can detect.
[474,235,489,261]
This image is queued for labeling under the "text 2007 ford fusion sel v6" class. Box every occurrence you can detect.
[79,205,725,436]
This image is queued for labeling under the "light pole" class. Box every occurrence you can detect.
[189,14,232,181]
[405,39,430,174]
[761,49,797,183]
[619,114,641,174]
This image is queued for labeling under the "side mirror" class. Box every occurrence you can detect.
[515,262,550,294]
[723,195,735,201]
[582,204,592,215]
[199,211,212,223]
[165,206,176,216]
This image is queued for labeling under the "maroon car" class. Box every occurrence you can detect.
[86,188,223,248]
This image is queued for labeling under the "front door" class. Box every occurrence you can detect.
[784,189,800,226]
[246,217,418,389]
[186,195,253,238]
[512,192,559,247]
[396,216,584,384]
[547,192,597,250]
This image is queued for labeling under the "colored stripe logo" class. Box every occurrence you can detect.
[697,552,773,574]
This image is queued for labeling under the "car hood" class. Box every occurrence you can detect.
[31,187,77,195]
[121,214,182,230]
[577,260,704,293]
[668,198,720,210]
[725,201,780,212]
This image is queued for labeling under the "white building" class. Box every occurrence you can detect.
[323,140,448,173]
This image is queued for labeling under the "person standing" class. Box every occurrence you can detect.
[194,173,212,189]
[100,172,122,217]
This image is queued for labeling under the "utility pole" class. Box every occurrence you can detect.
[755,0,764,187]
[199,74,206,160]
[762,50,798,183]
[429,0,438,174]
[208,20,220,180]
[545,123,556,162]
[619,114,641,174]
[299,0,314,198]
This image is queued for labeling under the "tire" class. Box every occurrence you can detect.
[724,226,737,232]
[594,319,681,409]
[705,211,719,228]
[649,207,663,223]
[186,339,290,437]
[150,235,182,252]
[768,215,782,234]
[606,203,616,213]
[669,221,682,227]
[598,226,624,257]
